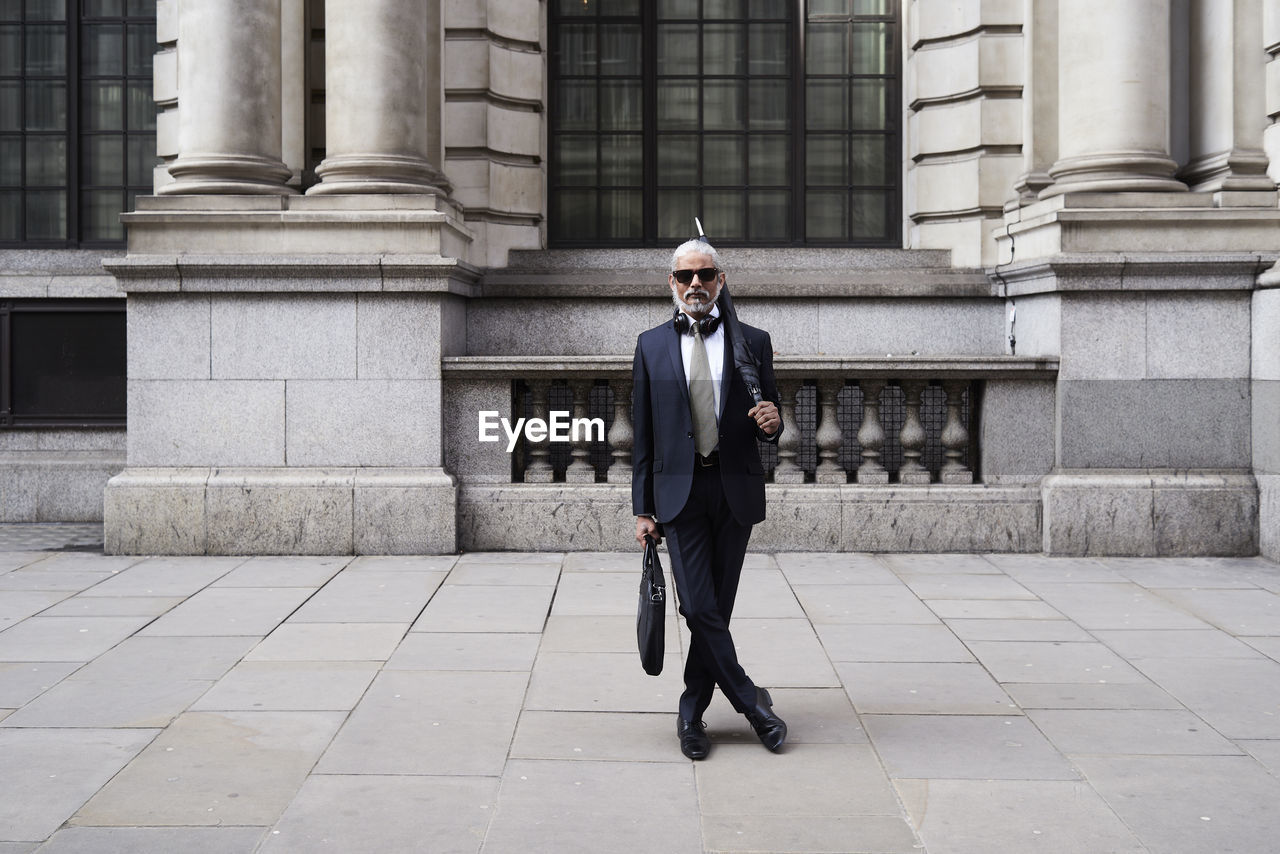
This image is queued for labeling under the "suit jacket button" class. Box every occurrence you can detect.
[687,432,693,438]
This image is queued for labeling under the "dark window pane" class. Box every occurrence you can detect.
[25,80,66,130]
[559,23,596,75]
[0,189,19,239]
[851,22,887,74]
[600,134,641,184]
[702,79,743,130]
[80,189,124,240]
[11,309,126,418]
[850,189,887,238]
[748,135,788,185]
[24,0,65,22]
[851,78,886,128]
[703,190,744,239]
[748,189,788,241]
[657,133,697,185]
[0,25,19,74]
[657,24,697,76]
[126,22,154,74]
[853,0,890,14]
[749,189,789,240]
[82,23,124,75]
[748,23,788,75]
[599,79,640,130]
[807,189,846,239]
[657,80,697,130]
[25,25,66,74]
[806,23,845,75]
[127,0,154,16]
[806,79,848,130]
[703,136,743,185]
[850,134,888,184]
[599,24,639,76]
[0,81,18,130]
[85,0,124,14]
[0,136,19,182]
[657,188,696,239]
[556,80,597,130]
[0,1,17,20]
[126,80,153,130]
[703,23,744,75]
[657,0,697,19]
[25,134,65,183]
[704,0,743,17]
[126,133,155,185]
[748,79,786,130]
[598,0,639,13]
[24,188,65,239]
[749,0,788,18]
[806,134,846,184]
[553,189,597,241]
[600,189,641,238]
[557,0,594,16]
[82,134,123,184]
[556,134,597,185]
[808,0,848,13]
[82,80,123,130]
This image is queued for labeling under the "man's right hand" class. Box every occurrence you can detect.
[635,515,660,546]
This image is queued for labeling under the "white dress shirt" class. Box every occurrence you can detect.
[679,305,725,418]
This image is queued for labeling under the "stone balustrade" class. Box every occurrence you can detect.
[443,355,1059,486]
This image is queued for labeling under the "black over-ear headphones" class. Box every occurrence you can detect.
[673,310,721,336]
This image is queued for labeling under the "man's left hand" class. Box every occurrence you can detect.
[748,401,780,435]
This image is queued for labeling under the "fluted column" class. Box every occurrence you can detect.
[1181,0,1275,191]
[159,0,293,194]
[310,0,451,194]
[1043,0,1186,195]
[1011,0,1058,203]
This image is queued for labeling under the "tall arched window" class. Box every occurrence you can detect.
[549,0,899,246]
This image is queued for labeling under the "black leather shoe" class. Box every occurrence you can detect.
[677,717,710,760]
[745,687,787,752]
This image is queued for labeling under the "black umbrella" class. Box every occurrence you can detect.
[696,218,764,405]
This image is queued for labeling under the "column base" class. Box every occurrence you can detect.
[310,154,453,196]
[104,467,458,555]
[1041,471,1258,556]
[159,155,296,195]
[1179,149,1277,193]
[1042,151,1187,197]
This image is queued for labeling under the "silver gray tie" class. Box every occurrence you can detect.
[689,328,718,456]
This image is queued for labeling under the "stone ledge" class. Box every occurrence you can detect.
[993,252,1280,297]
[442,354,1060,378]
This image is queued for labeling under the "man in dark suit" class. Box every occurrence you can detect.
[632,237,787,760]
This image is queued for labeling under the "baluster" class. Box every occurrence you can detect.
[772,378,804,484]
[940,379,974,484]
[814,378,847,484]
[898,379,931,484]
[523,377,554,483]
[855,379,889,484]
[564,378,597,483]
[607,378,632,483]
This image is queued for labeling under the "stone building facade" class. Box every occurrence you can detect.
[1,0,1278,559]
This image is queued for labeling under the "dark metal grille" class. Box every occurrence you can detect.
[548,0,901,247]
[0,0,156,246]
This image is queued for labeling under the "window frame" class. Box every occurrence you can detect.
[0,297,127,428]
[547,0,901,247]
[0,0,157,248]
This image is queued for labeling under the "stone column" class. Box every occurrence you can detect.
[1181,0,1275,191]
[1011,0,1058,203]
[158,0,293,194]
[310,0,451,194]
[1043,0,1186,195]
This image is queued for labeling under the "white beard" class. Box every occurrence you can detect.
[671,282,720,316]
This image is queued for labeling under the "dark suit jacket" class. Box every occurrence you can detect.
[631,315,783,526]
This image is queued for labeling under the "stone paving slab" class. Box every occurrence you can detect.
[2,543,1280,853]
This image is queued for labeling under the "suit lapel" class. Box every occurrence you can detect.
[719,321,733,417]
[665,321,689,406]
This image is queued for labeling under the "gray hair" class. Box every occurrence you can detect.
[670,238,723,273]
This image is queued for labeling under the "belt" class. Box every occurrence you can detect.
[697,451,719,468]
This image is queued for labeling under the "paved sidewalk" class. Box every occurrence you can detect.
[1,540,1279,853]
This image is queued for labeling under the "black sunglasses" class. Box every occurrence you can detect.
[672,267,719,285]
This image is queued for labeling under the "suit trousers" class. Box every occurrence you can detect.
[663,463,757,721]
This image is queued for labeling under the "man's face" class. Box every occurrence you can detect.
[669,250,724,317]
